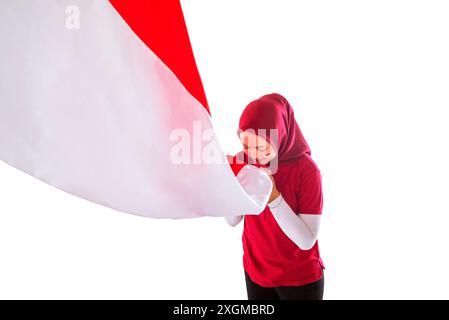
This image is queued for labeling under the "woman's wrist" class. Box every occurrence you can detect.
[268,193,282,208]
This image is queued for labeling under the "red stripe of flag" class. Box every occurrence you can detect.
[109,0,210,114]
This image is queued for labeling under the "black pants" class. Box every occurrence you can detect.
[244,271,324,300]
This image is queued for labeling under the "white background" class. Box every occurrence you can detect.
[1,0,449,299]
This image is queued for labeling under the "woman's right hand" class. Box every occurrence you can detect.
[266,175,281,204]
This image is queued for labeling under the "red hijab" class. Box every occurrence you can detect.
[237,93,311,167]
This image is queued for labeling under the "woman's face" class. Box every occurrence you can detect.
[239,131,277,164]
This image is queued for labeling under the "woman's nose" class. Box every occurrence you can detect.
[245,149,256,160]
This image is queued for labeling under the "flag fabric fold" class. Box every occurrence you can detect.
[0,0,271,219]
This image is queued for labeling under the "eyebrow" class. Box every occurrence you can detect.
[242,143,266,149]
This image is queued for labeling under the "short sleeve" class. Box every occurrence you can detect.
[296,169,323,215]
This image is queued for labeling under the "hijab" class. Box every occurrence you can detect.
[237,93,311,167]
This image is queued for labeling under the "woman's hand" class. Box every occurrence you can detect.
[267,175,281,204]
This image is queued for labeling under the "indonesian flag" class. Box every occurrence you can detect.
[0,0,272,219]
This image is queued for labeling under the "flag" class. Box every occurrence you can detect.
[0,0,272,219]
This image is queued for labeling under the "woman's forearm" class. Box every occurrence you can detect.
[268,194,321,250]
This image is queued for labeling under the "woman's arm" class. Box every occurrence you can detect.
[268,194,321,250]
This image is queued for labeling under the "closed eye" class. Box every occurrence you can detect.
[243,144,266,151]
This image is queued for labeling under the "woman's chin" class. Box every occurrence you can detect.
[257,158,270,165]
[247,156,270,165]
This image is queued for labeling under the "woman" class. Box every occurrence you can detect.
[226,93,325,300]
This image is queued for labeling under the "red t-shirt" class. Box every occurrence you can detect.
[242,154,325,287]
